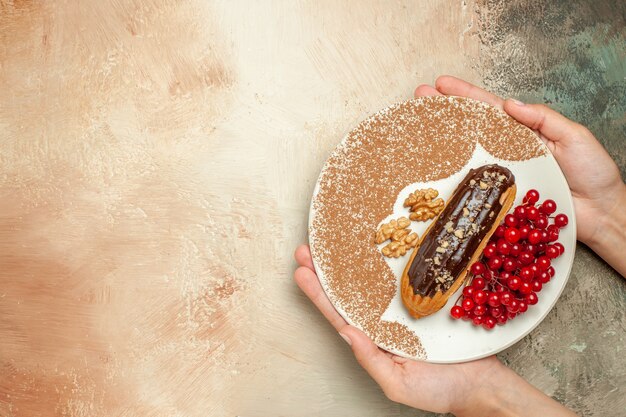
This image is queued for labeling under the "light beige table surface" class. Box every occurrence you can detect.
[1,1,624,416]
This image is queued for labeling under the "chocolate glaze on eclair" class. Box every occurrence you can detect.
[401,164,516,318]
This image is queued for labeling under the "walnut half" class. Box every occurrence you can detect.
[403,188,445,221]
[375,217,418,258]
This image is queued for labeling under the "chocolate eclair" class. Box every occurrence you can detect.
[401,164,516,319]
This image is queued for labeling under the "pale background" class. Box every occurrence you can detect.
[1,1,624,416]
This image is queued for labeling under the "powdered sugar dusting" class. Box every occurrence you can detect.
[310,96,546,359]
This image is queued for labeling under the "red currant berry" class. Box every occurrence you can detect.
[518,225,531,240]
[497,314,508,324]
[531,279,543,292]
[496,239,511,255]
[541,199,557,214]
[487,293,501,307]
[504,227,521,243]
[528,229,542,244]
[545,245,559,259]
[494,283,507,293]
[488,256,503,270]
[519,281,532,295]
[472,316,484,326]
[554,213,569,228]
[520,267,534,281]
[463,286,475,298]
[490,305,504,318]
[499,271,513,282]
[462,298,475,311]
[514,205,527,219]
[500,291,513,305]
[536,256,551,271]
[462,311,473,321]
[483,317,497,330]
[529,264,540,277]
[471,262,487,275]
[536,242,546,254]
[494,225,507,238]
[524,189,540,204]
[507,311,518,320]
[525,292,539,305]
[502,257,517,272]
[541,230,550,243]
[510,243,522,257]
[474,305,487,316]
[524,243,537,253]
[518,251,534,265]
[547,224,559,234]
[535,215,549,229]
[504,214,519,228]
[553,242,565,256]
[547,266,556,277]
[506,276,521,291]
[538,271,550,284]
[548,230,560,242]
[484,245,497,259]
[473,290,488,305]
[507,299,520,313]
[451,305,464,319]
[472,277,487,290]
[518,300,529,313]
[526,206,540,221]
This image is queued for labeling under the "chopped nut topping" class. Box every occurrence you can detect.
[479,181,488,190]
[454,229,464,239]
[441,240,449,248]
[489,211,494,218]
[433,256,441,265]
[485,203,492,209]
[470,179,476,186]
[471,223,478,231]
[435,246,446,253]
[498,174,506,182]
[463,207,470,217]
[483,171,489,178]
[491,172,496,178]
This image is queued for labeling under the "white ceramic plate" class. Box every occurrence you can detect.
[308,97,576,363]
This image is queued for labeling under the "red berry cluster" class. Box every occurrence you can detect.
[450,189,568,329]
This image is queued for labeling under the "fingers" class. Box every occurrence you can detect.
[503,99,583,143]
[435,75,504,109]
[294,244,315,270]
[414,84,443,98]
[339,326,399,395]
[294,266,347,331]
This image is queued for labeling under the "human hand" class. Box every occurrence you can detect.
[414,76,626,276]
[294,244,504,415]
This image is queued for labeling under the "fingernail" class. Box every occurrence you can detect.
[339,332,352,346]
[510,98,525,106]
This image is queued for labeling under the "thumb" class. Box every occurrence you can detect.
[339,326,397,391]
[503,99,582,144]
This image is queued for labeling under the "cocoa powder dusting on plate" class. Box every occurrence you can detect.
[309,96,546,359]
